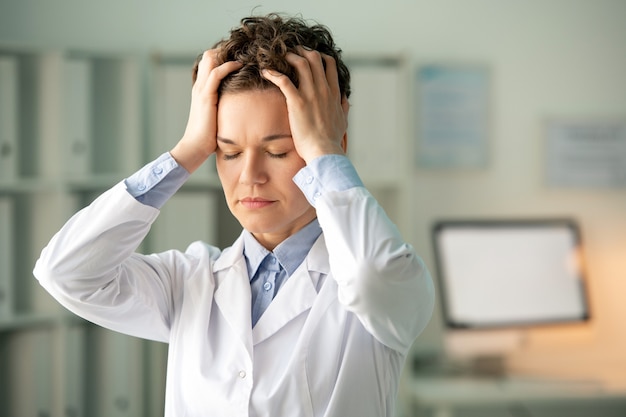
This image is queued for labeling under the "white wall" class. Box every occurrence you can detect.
[3,0,626,382]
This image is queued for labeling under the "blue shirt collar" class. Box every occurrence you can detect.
[243,218,322,280]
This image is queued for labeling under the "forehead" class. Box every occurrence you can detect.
[216,89,290,139]
[218,88,285,108]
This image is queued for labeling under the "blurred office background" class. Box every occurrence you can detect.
[1,0,625,416]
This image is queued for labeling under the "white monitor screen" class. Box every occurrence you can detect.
[433,219,590,328]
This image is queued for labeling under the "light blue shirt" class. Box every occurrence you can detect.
[125,152,363,325]
[243,219,322,326]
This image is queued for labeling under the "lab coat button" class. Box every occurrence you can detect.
[306,175,314,184]
[313,192,322,200]
[238,370,246,379]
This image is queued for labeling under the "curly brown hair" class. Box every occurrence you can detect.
[192,13,351,98]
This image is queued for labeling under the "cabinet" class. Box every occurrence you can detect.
[0,46,407,416]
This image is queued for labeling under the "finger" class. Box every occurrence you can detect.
[196,61,242,103]
[296,47,328,89]
[208,60,243,86]
[261,69,299,98]
[322,54,341,98]
[341,95,350,118]
[283,51,315,92]
[194,50,219,88]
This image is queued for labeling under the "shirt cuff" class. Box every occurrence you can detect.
[124,152,190,209]
[293,155,364,206]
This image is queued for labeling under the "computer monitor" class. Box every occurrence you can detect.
[431,218,590,374]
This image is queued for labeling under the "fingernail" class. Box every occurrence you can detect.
[262,69,280,77]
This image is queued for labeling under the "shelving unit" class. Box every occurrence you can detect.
[0,45,407,416]
[0,45,147,417]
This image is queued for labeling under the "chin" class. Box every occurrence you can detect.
[237,219,281,235]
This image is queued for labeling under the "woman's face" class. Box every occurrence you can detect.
[215,89,316,250]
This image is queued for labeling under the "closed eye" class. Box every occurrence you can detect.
[222,152,241,161]
[267,151,288,159]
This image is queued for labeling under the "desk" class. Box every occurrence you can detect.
[407,376,626,417]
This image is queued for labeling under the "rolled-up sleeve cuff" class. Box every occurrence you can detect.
[124,152,190,209]
[293,155,364,207]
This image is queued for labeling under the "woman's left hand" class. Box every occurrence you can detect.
[261,47,349,164]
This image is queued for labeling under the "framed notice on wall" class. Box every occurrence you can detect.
[416,65,490,169]
[545,119,626,188]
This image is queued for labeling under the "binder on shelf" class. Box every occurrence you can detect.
[7,328,53,416]
[64,57,93,177]
[144,340,168,416]
[149,191,218,253]
[92,57,142,177]
[0,197,14,318]
[87,328,144,417]
[64,324,86,417]
[0,56,19,181]
[34,51,65,179]
[116,59,142,174]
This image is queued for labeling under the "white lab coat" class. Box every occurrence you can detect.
[34,181,434,417]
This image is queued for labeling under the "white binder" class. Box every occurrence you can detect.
[64,324,86,417]
[88,328,144,417]
[0,197,13,318]
[64,58,93,177]
[7,329,53,416]
[0,56,19,181]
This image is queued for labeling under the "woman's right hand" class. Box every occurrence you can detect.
[170,49,242,173]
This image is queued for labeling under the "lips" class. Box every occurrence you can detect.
[239,197,276,209]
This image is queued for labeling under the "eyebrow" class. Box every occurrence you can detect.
[216,134,292,144]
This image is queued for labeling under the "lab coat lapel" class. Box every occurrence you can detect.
[213,234,254,359]
[252,235,329,344]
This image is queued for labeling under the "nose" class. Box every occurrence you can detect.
[239,152,268,185]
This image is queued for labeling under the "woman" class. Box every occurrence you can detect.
[35,13,434,417]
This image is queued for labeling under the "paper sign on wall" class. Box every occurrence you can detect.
[545,120,626,188]
[416,65,490,169]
